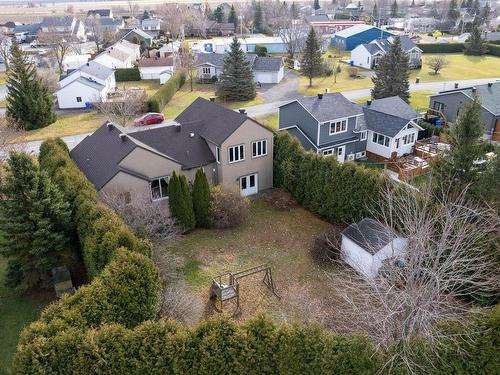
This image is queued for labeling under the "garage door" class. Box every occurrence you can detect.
[254,71,276,84]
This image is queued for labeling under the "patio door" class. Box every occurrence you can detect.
[240,173,258,197]
[336,146,346,163]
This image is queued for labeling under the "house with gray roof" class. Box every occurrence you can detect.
[119,27,153,47]
[341,218,408,279]
[70,97,274,201]
[429,82,500,140]
[351,35,422,69]
[56,61,116,109]
[278,93,422,161]
[87,9,113,18]
[195,53,284,84]
[40,16,86,41]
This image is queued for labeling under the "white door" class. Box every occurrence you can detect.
[336,145,346,163]
[240,173,258,196]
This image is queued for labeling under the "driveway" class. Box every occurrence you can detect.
[257,71,301,103]
[0,85,6,101]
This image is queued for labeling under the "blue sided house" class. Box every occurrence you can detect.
[331,24,393,51]
[278,93,423,162]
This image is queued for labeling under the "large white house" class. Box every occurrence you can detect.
[113,39,141,61]
[341,218,408,279]
[56,61,115,109]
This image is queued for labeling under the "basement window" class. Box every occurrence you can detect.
[150,176,169,201]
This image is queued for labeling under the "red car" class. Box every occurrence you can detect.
[134,112,164,126]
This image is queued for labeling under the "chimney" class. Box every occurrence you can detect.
[238,108,246,114]
[86,62,89,66]
[454,83,459,89]
[209,96,216,102]
[488,82,493,87]
[317,93,323,99]
[367,100,372,106]
[119,133,127,141]
[175,124,181,132]
[472,86,477,93]
[106,122,114,130]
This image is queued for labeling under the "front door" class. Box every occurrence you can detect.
[240,173,258,196]
[336,145,346,163]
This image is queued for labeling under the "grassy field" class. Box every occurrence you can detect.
[297,53,500,95]
[119,80,162,98]
[161,192,344,323]
[15,112,106,142]
[163,81,264,119]
[0,257,50,375]
[355,91,433,112]
[255,113,278,131]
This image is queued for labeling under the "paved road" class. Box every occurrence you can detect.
[0,85,6,101]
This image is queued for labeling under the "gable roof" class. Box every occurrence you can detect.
[77,61,114,81]
[433,82,500,115]
[138,56,173,67]
[253,56,283,72]
[364,96,420,121]
[175,97,251,144]
[286,93,364,122]
[342,218,397,255]
[362,43,383,55]
[98,46,130,62]
[334,24,378,38]
[397,35,421,52]
[63,76,104,91]
[99,17,123,27]
[195,53,258,68]
[363,109,413,137]
[87,9,112,17]
[41,16,74,28]
[123,27,153,40]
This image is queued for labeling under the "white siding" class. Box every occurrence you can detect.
[56,81,103,109]
[366,130,392,159]
[93,54,133,69]
[391,125,420,157]
[139,66,174,80]
[351,45,371,69]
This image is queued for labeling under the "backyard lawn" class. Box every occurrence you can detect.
[15,112,106,142]
[119,80,162,97]
[0,256,50,375]
[355,91,433,112]
[159,192,345,323]
[0,72,6,86]
[163,81,264,119]
[255,112,278,130]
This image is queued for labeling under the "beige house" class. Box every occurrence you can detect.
[70,98,274,202]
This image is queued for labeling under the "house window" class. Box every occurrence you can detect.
[252,139,267,158]
[150,176,169,201]
[433,101,444,112]
[228,144,245,163]
[360,131,367,141]
[202,67,211,75]
[372,132,390,147]
[216,146,221,163]
[76,97,82,102]
[396,138,400,148]
[329,119,347,135]
[323,148,334,156]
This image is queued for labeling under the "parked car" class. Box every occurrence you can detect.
[134,112,165,126]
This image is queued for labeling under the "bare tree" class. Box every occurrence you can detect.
[127,0,139,15]
[329,182,499,372]
[94,89,147,127]
[157,3,191,39]
[38,28,75,74]
[101,189,180,241]
[0,33,11,71]
[179,45,195,91]
[38,68,59,94]
[426,56,449,75]
[86,15,114,54]
[0,115,22,157]
[276,17,305,60]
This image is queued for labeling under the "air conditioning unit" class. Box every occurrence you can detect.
[347,153,355,161]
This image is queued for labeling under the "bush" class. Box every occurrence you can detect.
[114,67,141,81]
[192,168,211,228]
[311,227,342,264]
[487,43,500,57]
[347,66,359,78]
[255,44,268,57]
[209,185,250,229]
[273,132,381,224]
[322,62,333,76]
[416,43,465,53]
[148,71,186,112]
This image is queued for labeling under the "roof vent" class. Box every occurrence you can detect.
[472,86,477,93]
[106,122,114,130]
[119,133,127,141]
[209,97,216,102]
[454,82,459,89]
[175,124,181,132]
[488,82,493,87]
[317,93,323,99]
[238,108,246,114]
[189,132,195,138]
[367,99,372,106]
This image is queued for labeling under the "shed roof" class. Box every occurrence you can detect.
[138,56,173,67]
[252,56,283,72]
[342,218,396,255]
[334,24,379,38]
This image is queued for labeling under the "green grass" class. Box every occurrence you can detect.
[15,112,106,142]
[0,72,6,86]
[409,173,432,189]
[0,257,49,374]
[355,91,433,113]
[0,99,5,108]
[255,113,278,130]
[163,81,264,119]
[119,80,161,98]
[180,259,212,287]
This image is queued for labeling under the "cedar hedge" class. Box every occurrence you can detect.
[417,43,465,53]
[114,67,141,82]
[148,71,186,112]
[487,43,500,57]
[273,132,382,224]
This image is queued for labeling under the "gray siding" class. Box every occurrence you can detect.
[279,101,318,143]
[318,116,359,146]
[431,93,497,134]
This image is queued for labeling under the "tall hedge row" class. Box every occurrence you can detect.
[486,43,500,57]
[417,43,465,53]
[115,67,141,81]
[148,71,186,112]
[273,132,382,224]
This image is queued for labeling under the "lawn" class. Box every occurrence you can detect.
[15,112,106,142]
[355,91,433,113]
[119,80,162,98]
[255,112,278,130]
[0,256,50,375]
[160,192,343,323]
[163,81,264,119]
[0,72,6,86]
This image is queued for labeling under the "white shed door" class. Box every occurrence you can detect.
[240,173,258,196]
[254,71,276,84]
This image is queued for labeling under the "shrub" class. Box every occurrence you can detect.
[168,172,195,232]
[148,71,186,112]
[416,43,465,53]
[347,66,359,78]
[255,44,268,56]
[311,227,342,264]
[192,168,211,228]
[487,43,500,57]
[114,67,141,81]
[209,185,250,229]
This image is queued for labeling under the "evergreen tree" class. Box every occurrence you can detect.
[213,5,225,23]
[254,2,264,33]
[410,0,415,8]
[291,2,299,18]
[178,175,196,232]
[447,0,460,21]
[300,28,323,87]
[464,25,487,55]
[6,41,56,130]
[371,36,410,102]
[168,172,181,220]
[390,0,398,17]
[372,2,378,17]
[0,152,70,291]
[433,95,486,193]
[192,169,211,228]
[216,37,256,101]
[228,5,238,29]
[313,0,320,10]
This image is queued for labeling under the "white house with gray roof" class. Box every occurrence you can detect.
[351,35,422,69]
[56,61,116,109]
[195,53,284,84]
[278,93,422,162]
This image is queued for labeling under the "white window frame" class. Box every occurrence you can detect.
[228,144,245,163]
[150,176,170,202]
[252,139,267,158]
[323,148,334,156]
[216,146,221,164]
[329,118,348,135]
[372,132,390,148]
[360,131,367,141]
[202,66,211,75]
[396,138,400,148]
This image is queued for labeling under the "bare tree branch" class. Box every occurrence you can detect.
[94,89,147,127]
[38,27,76,74]
[0,33,11,71]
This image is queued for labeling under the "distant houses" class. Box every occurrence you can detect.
[331,24,393,51]
[40,16,86,42]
